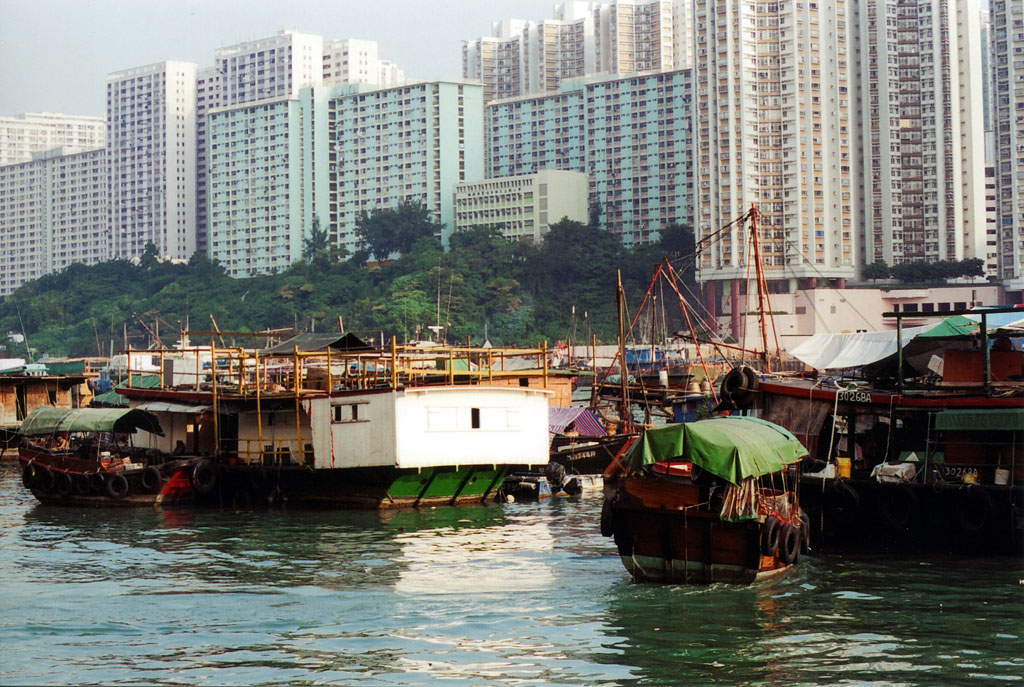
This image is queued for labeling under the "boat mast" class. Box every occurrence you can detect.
[749,204,771,372]
[616,270,631,434]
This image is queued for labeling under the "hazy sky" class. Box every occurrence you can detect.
[0,0,557,117]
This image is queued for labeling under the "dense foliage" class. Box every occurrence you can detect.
[862,258,986,283]
[0,217,699,359]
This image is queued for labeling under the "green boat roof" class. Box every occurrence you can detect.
[19,407,164,437]
[624,417,808,485]
[934,408,1024,432]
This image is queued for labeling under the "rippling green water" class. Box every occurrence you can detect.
[1,462,1022,686]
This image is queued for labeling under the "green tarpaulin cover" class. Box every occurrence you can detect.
[19,407,164,437]
[934,409,1024,432]
[916,315,979,339]
[624,417,808,485]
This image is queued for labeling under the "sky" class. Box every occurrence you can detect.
[0,0,558,117]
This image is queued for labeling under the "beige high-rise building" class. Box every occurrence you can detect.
[694,0,856,309]
[106,61,197,261]
[854,0,987,272]
[991,0,1024,292]
[0,113,105,167]
[464,0,683,102]
[323,38,406,88]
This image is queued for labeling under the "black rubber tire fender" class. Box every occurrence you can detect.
[74,472,92,495]
[760,516,782,557]
[89,472,106,493]
[190,459,218,496]
[799,508,811,554]
[21,461,35,489]
[720,367,750,400]
[54,471,73,497]
[779,523,801,564]
[600,496,616,537]
[830,480,861,523]
[955,485,993,533]
[140,466,162,493]
[106,473,129,499]
[37,465,56,492]
[879,483,919,531]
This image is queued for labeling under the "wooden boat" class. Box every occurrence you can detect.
[731,308,1024,554]
[601,416,809,584]
[17,407,201,507]
[28,334,553,509]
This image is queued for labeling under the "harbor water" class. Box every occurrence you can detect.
[1,462,1022,686]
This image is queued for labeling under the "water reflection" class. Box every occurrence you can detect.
[3,462,1023,687]
[598,553,1024,686]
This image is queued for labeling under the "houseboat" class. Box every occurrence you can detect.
[20,333,553,509]
[727,308,1024,553]
[601,416,808,584]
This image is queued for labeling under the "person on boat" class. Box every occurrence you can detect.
[51,433,69,450]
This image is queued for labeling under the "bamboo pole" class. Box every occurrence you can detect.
[255,349,262,467]
[211,343,219,457]
[294,345,302,465]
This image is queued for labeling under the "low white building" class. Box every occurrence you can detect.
[718,284,1009,353]
[452,170,589,243]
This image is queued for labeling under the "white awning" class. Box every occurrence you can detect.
[789,325,932,370]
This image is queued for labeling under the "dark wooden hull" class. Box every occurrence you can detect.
[18,446,510,510]
[800,476,1024,555]
[549,433,635,474]
[605,476,795,584]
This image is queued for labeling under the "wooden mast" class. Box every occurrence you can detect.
[749,204,771,372]
[616,270,630,434]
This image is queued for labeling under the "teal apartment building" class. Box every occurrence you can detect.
[486,69,692,246]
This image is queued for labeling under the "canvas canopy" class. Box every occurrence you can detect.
[933,409,1024,432]
[260,333,373,356]
[19,407,164,437]
[548,407,607,437]
[623,417,808,485]
[789,325,932,370]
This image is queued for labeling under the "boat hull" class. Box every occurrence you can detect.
[606,477,796,585]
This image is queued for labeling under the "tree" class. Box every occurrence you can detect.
[302,217,330,263]
[862,260,890,281]
[355,201,443,261]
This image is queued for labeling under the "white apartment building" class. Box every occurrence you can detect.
[106,60,197,261]
[464,0,683,102]
[213,30,323,106]
[323,39,407,88]
[207,87,332,278]
[453,170,589,242]
[693,0,856,303]
[0,113,106,167]
[991,0,1024,292]
[0,147,108,296]
[671,0,694,69]
[854,0,986,272]
[328,81,484,254]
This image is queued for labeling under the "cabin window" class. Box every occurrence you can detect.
[903,303,918,313]
[954,302,967,310]
[938,302,950,312]
[892,304,900,312]
[519,377,530,387]
[471,407,481,429]
[795,306,806,314]
[47,390,57,405]
[922,303,934,313]
[332,401,367,423]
